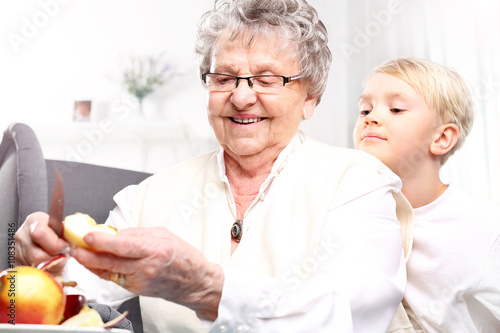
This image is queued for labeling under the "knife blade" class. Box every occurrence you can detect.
[48,168,64,237]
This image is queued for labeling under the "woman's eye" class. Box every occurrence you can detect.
[255,77,280,87]
[218,77,235,84]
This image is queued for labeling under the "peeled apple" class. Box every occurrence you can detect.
[63,213,118,249]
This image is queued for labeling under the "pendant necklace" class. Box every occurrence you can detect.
[226,177,264,243]
[231,219,243,242]
[226,188,244,243]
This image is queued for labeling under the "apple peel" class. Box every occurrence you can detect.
[37,254,67,271]
[102,310,130,329]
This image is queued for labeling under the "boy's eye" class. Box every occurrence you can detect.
[360,110,371,116]
[391,108,403,113]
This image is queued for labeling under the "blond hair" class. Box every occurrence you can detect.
[368,57,474,162]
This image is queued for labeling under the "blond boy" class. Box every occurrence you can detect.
[353,57,500,332]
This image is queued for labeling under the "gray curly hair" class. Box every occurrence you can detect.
[195,0,332,103]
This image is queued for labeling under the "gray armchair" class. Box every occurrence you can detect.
[0,123,48,269]
[0,122,152,332]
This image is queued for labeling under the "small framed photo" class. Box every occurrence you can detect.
[73,100,92,121]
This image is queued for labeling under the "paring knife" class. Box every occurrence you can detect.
[48,168,64,237]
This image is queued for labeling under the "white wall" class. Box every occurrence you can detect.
[1,0,498,204]
[0,1,211,133]
[0,0,347,146]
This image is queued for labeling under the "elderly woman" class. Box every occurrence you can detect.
[15,0,412,332]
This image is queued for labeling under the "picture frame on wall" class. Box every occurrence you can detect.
[73,100,92,121]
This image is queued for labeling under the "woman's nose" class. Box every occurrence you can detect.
[230,80,258,108]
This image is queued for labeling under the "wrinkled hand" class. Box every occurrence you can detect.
[15,212,70,275]
[69,227,224,321]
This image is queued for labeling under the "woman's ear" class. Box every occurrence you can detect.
[302,95,318,120]
[430,123,459,156]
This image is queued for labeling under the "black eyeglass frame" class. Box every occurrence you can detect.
[201,73,302,89]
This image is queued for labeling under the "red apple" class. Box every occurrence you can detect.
[63,294,87,322]
[0,266,65,324]
[63,213,118,249]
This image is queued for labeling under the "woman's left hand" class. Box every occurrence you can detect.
[69,227,224,321]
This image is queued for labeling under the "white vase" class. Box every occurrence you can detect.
[141,93,165,121]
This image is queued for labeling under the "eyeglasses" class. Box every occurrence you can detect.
[201,73,302,93]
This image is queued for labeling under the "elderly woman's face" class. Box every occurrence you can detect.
[207,33,317,160]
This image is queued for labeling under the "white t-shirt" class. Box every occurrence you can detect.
[404,184,500,332]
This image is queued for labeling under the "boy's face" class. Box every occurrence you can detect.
[353,73,441,176]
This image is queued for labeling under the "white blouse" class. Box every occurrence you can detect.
[64,133,411,333]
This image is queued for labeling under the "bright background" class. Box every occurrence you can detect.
[0,0,498,204]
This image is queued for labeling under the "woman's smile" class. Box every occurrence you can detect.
[229,116,265,125]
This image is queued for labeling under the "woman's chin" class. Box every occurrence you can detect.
[227,145,262,158]
[224,139,268,158]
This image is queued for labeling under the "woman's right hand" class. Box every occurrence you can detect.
[14,212,70,275]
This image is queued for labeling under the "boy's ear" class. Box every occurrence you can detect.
[430,123,459,156]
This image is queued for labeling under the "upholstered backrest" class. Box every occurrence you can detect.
[45,160,151,224]
[0,123,48,269]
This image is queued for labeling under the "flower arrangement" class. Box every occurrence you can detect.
[121,53,173,113]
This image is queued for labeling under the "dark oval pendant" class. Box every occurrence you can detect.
[231,220,243,242]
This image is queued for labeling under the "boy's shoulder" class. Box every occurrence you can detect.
[452,185,500,211]
[432,184,500,224]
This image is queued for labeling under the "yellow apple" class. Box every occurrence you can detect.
[63,213,118,249]
[0,266,65,324]
[61,304,130,329]
[60,305,104,327]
